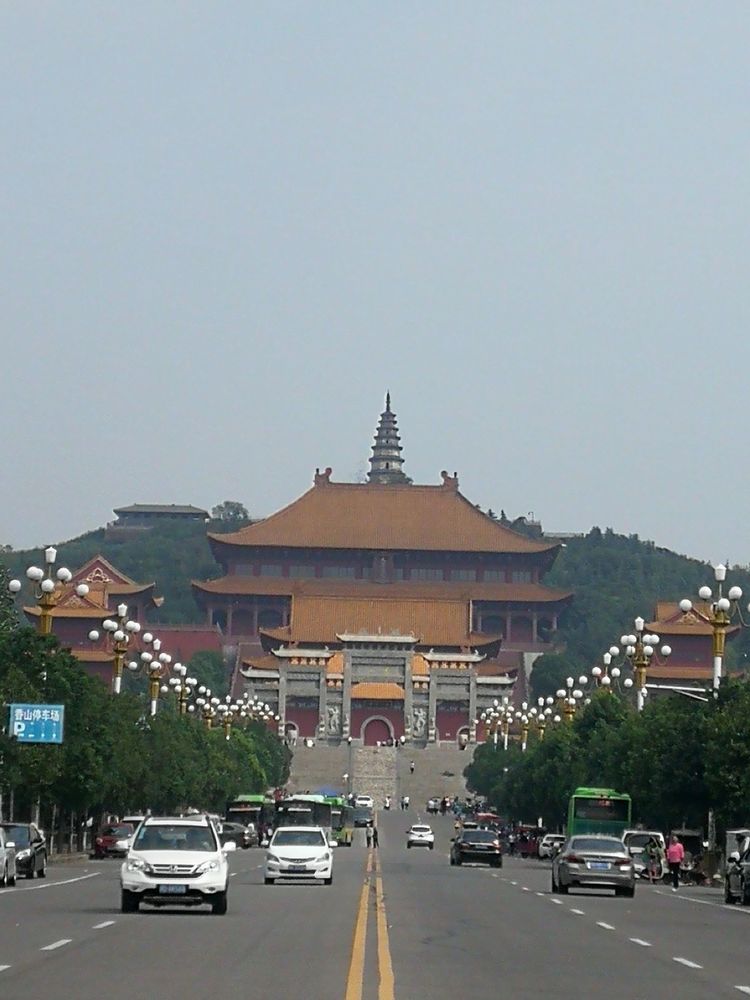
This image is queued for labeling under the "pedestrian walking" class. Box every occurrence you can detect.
[410,760,415,774]
[372,826,379,848]
[666,834,685,890]
[646,839,661,885]
[366,826,373,847]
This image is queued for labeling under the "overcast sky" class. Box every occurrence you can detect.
[2,3,749,565]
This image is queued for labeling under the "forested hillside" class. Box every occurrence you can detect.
[3,520,750,671]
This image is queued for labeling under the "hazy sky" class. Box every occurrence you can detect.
[2,3,750,565]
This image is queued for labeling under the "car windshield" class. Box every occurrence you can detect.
[570,837,625,853]
[272,830,326,847]
[2,825,30,846]
[103,825,133,837]
[133,824,217,852]
[625,833,658,849]
[463,831,497,843]
[411,826,431,833]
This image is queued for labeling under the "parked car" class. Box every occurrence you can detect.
[450,829,503,868]
[552,835,635,897]
[0,826,17,887]
[94,823,135,859]
[623,830,666,880]
[0,823,46,879]
[264,826,333,885]
[353,806,374,828]
[407,824,435,849]
[220,821,258,850]
[120,814,235,914]
[538,834,566,859]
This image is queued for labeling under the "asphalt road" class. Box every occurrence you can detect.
[1,812,750,999]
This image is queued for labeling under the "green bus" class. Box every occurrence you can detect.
[566,787,632,838]
[225,794,275,835]
[326,796,354,847]
[274,794,334,842]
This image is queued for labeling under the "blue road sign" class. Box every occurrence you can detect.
[9,704,65,744]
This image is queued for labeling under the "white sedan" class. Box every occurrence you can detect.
[265,826,333,885]
[407,824,435,850]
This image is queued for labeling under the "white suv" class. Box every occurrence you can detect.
[265,826,333,885]
[120,816,235,915]
[407,824,435,849]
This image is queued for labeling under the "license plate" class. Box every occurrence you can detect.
[588,862,610,871]
[158,883,187,894]
[288,865,307,872]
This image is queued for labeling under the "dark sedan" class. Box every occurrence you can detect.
[0,823,47,879]
[450,829,503,868]
[220,821,258,849]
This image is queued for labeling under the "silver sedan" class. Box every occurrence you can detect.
[552,835,635,897]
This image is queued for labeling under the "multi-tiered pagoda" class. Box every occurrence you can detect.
[193,395,572,746]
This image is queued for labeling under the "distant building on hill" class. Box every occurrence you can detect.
[107,503,209,536]
[193,393,573,747]
[646,601,741,693]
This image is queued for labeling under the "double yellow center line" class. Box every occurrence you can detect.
[345,848,395,1000]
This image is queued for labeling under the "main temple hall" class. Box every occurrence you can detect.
[193,396,573,746]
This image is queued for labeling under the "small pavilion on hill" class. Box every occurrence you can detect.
[193,394,573,746]
[646,601,741,692]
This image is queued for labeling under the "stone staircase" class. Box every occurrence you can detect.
[286,743,352,795]
[395,744,472,809]
[351,746,398,805]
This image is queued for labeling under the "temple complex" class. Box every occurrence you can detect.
[193,395,573,746]
[646,601,740,692]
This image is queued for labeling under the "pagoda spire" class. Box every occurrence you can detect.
[368,392,411,485]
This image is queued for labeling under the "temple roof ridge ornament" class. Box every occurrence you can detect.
[368,392,412,485]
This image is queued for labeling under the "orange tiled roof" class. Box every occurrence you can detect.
[209,479,559,555]
[647,664,714,681]
[261,594,482,647]
[351,682,405,700]
[73,650,115,663]
[648,602,740,637]
[193,576,571,605]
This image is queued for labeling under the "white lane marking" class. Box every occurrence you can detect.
[230,873,238,878]
[734,987,750,995]
[522,887,530,892]
[510,881,517,885]
[551,898,563,905]
[630,938,651,947]
[570,908,585,915]
[41,939,72,951]
[536,892,544,897]
[597,921,615,930]
[0,873,100,896]
[673,958,702,969]
[654,888,746,913]
[93,921,115,929]
[0,965,10,972]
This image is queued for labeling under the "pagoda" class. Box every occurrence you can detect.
[193,395,573,746]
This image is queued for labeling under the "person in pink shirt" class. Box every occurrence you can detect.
[666,835,685,890]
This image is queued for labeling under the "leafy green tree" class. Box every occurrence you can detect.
[187,650,229,696]
[530,653,580,699]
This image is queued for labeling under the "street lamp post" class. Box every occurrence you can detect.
[125,635,171,715]
[681,564,746,695]
[88,604,142,694]
[555,676,587,721]
[591,650,634,695]
[9,546,87,635]
[613,619,672,711]
[168,663,197,716]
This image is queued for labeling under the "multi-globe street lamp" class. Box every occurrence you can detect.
[555,676,587,721]
[610,618,672,711]
[591,650,634,694]
[9,546,88,635]
[167,663,197,716]
[680,564,746,695]
[88,604,142,694]
[126,635,172,716]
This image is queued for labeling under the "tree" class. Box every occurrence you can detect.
[530,654,580,700]
[187,651,229,696]
[0,561,19,632]
[210,501,250,524]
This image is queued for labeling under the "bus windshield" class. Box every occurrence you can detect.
[567,788,631,837]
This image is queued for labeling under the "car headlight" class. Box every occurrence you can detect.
[16,849,31,861]
[195,860,219,874]
[126,856,149,872]
[267,853,280,864]
[322,852,331,862]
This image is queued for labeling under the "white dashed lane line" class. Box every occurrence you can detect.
[93,921,115,929]
[735,987,750,995]
[0,873,100,896]
[535,892,544,897]
[673,958,702,969]
[551,899,563,905]
[597,922,615,931]
[629,938,651,947]
[0,965,10,972]
[570,908,585,915]
[40,939,72,952]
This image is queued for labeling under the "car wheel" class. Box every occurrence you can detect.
[8,871,15,887]
[25,867,34,880]
[551,873,558,893]
[558,879,569,894]
[616,886,635,898]
[37,855,47,879]
[742,886,750,907]
[429,844,434,851]
[725,881,737,905]
[324,875,333,886]
[264,877,275,885]
[121,890,139,913]
[455,857,462,866]
[450,856,455,866]
[211,891,228,915]
[407,843,412,849]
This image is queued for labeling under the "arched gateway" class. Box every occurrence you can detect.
[361,717,394,746]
